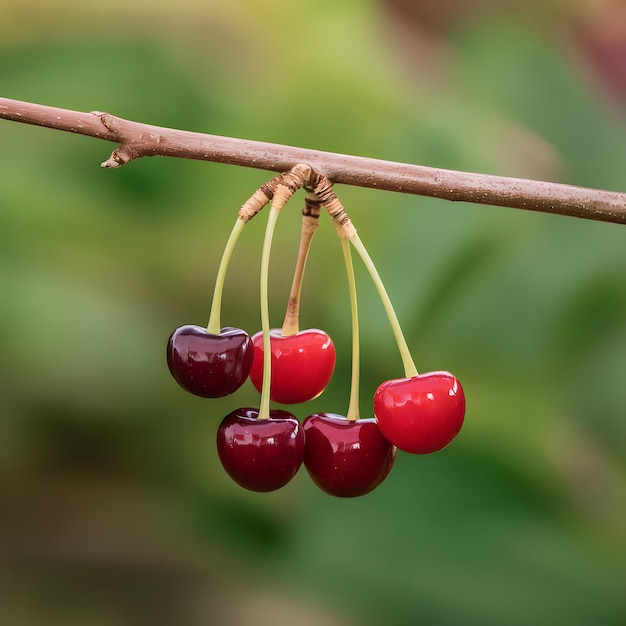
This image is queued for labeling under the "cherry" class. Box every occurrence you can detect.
[249,329,336,404]
[216,407,304,492]
[303,413,396,497]
[167,325,254,398]
[373,371,465,454]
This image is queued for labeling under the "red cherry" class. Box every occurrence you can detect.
[303,413,396,497]
[216,407,304,492]
[167,325,254,398]
[373,371,465,454]
[249,329,336,404]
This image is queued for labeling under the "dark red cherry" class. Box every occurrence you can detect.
[167,325,253,398]
[249,329,336,404]
[216,407,304,492]
[373,371,465,454]
[303,413,396,497]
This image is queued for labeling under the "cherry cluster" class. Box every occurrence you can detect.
[167,166,465,498]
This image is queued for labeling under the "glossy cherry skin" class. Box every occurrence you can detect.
[373,371,465,454]
[167,325,254,398]
[216,407,304,492]
[249,329,336,404]
[303,413,396,497]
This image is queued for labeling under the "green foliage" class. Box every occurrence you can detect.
[1,2,625,624]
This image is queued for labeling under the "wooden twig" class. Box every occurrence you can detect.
[1,96,625,224]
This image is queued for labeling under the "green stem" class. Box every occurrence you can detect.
[258,207,281,420]
[207,217,247,335]
[349,234,418,379]
[341,237,361,421]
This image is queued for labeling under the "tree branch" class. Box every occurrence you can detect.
[1,96,625,224]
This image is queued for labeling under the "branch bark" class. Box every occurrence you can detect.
[1,96,625,224]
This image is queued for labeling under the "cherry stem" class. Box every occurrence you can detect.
[349,234,419,379]
[258,183,296,420]
[281,193,321,337]
[214,171,306,343]
[338,231,361,421]
[206,217,247,335]
[258,206,281,420]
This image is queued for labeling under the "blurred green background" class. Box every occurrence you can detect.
[1,1,626,624]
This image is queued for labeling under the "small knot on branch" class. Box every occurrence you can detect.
[90,111,122,135]
[100,145,134,169]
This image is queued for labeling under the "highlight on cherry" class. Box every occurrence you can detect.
[167,164,466,497]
